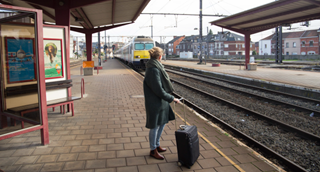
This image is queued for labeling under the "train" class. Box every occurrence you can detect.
[114,36,154,69]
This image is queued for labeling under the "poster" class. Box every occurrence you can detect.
[5,37,36,83]
[44,39,63,79]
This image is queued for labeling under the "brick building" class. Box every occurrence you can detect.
[167,36,185,55]
[300,30,319,55]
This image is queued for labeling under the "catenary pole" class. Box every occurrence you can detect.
[199,0,203,64]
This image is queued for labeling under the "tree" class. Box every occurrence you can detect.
[208,29,213,35]
[252,50,257,55]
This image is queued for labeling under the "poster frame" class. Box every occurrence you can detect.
[4,37,37,84]
[43,38,64,80]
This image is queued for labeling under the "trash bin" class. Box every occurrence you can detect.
[83,61,94,76]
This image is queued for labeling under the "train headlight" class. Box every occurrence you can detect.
[135,56,140,58]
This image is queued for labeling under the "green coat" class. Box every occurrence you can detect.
[144,67,175,129]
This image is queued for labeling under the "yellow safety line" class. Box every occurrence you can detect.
[119,60,245,172]
[174,112,245,172]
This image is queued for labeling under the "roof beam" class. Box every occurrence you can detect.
[70,22,131,34]
[112,0,115,25]
[21,0,54,8]
[26,3,55,21]
[212,0,301,24]
[229,5,318,27]
[305,0,320,6]
[132,0,150,22]
[76,8,94,29]
[70,0,111,9]
[245,12,320,33]
[0,0,12,5]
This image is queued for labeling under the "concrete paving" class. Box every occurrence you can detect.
[0,59,278,172]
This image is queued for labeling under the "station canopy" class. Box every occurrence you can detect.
[0,0,150,29]
[210,0,320,34]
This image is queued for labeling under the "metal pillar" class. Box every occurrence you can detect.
[98,30,101,66]
[279,26,283,63]
[86,32,92,61]
[76,37,79,59]
[104,30,106,60]
[198,0,203,64]
[245,33,251,69]
[275,27,279,63]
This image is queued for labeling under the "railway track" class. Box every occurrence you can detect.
[165,68,320,117]
[120,60,318,172]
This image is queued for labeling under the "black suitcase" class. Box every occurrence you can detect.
[174,99,200,169]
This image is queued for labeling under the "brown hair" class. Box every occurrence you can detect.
[148,47,163,59]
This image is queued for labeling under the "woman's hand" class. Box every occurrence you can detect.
[173,98,180,104]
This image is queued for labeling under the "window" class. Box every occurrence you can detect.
[302,41,306,47]
[292,52,297,55]
[224,51,228,55]
[224,44,228,48]
[293,42,296,48]
[265,44,267,48]
[301,52,306,55]
[145,43,154,50]
[242,44,245,48]
[135,43,144,50]
[236,44,238,48]
[309,41,314,47]
[286,42,289,48]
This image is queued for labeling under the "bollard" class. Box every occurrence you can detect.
[80,66,83,75]
[97,68,99,75]
[81,78,85,98]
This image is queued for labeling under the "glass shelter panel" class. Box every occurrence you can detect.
[0,9,41,135]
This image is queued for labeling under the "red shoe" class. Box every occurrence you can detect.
[150,148,164,160]
[157,146,167,152]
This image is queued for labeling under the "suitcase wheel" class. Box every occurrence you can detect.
[177,162,182,167]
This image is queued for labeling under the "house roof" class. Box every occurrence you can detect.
[210,0,320,35]
[301,30,318,37]
[168,36,184,44]
[261,29,319,40]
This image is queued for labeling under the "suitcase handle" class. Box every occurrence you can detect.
[173,98,187,131]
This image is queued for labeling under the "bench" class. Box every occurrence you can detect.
[2,80,81,129]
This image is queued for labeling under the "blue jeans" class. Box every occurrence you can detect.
[149,124,166,150]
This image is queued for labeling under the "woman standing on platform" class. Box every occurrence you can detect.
[143,47,180,160]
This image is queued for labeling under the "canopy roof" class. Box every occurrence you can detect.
[210,0,320,34]
[0,0,149,30]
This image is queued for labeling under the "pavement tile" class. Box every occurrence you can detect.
[107,133,122,138]
[64,140,83,146]
[194,169,217,172]
[89,145,106,152]
[117,150,135,158]
[63,161,85,170]
[70,146,89,153]
[0,150,16,157]
[0,157,19,166]
[95,168,116,172]
[122,132,137,137]
[11,148,35,156]
[15,156,39,165]
[126,157,147,166]
[51,146,71,154]
[57,153,78,162]
[8,138,27,143]
[36,155,58,163]
[98,151,116,159]
[75,134,92,140]
[91,134,106,139]
[18,164,43,172]
[158,162,182,172]
[48,140,65,147]
[114,128,129,133]
[85,160,106,169]
[164,154,178,162]
[134,148,150,156]
[78,152,97,160]
[130,137,147,143]
[214,165,239,172]
[181,162,203,171]
[238,163,263,172]
[233,154,258,164]
[124,143,141,150]
[200,150,221,159]
[107,144,124,151]
[32,148,53,155]
[138,164,160,172]
[99,138,115,144]
[214,157,233,166]
[215,141,237,148]
[115,138,131,144]
[117,166,138,172]
[145,156,167,165]
[82,139,99,146]
[106,158,126,167]
[1,165,21,172]
[252,161,276,171]
[197,158,221,168]
[232,146,251,154]
[59,135,76,141]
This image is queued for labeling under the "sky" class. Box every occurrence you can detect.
[71,0,320,44]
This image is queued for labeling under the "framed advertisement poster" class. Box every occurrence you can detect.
[5,37,36,84]
[44,39,64,79]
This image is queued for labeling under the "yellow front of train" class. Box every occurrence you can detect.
[132,36,154,69]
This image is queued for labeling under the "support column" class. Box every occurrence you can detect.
[86,32,93,61]
[245,33,251,69]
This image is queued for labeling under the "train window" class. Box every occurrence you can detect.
[145,43,154,50]
[135,43,144,50]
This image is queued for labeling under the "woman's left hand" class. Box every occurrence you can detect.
[173,98,180,104]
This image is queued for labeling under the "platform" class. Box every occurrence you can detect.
[162,60,320,90]
[0,59,277,172]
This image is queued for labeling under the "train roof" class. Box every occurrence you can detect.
[133,36,153,42]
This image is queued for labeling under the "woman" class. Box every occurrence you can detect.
[143,47,180,160]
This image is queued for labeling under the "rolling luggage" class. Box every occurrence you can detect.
[174,98,200,169]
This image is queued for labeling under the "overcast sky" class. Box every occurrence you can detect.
[71,0,320,43]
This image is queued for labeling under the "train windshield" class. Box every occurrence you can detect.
[145,43,154,50]
[135,43,144,50]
